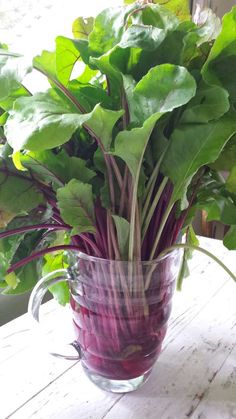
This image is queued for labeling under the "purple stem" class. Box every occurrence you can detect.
[80,234,103,257]
[34,64,86,114]
[7,245,80,274]
[0,224,70,240]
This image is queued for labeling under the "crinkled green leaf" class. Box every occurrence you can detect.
[57,179,96,235]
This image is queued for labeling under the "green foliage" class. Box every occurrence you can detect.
[2,2,236,303]
[17,150,95,187]
[5,92,123,152]
[161,111,236,208]
[202,6,236,101]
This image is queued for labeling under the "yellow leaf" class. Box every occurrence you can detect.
[5,272,20,290]
[12,151,27,171]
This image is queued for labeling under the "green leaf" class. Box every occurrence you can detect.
[140,4,179,31]
[72,17,94,40]
[112,215,130,258]
[180,82,229,124]
[114,114,162,178]
[68,80,113,112]
[18,150,95,187]
[85,106,123,150]
[128,64,196,125]
[2,262,39,295]
[34,50,57,80]
[5,90,123,152]
[0,85,30,111]
[161,111,236,207]
[0,162,44,219]
[49,280,70,306]
[223,226,236,250]
[177,225,199,290]
[90,47,128,105]
[123,0,190,21]
[210,135,236,172]
[43,253,69,305]
[119,24,167,51]
[0,51,31,101]
[226,166,236,194]
[202,7,236,101]
[57,179,96,235]
[2,228,45,295]
[0,112,8,126]
[34,37,89,87]
[89,4,137,56]
[55,36,89,86]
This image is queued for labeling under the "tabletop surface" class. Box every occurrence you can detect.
[1,237,236,419]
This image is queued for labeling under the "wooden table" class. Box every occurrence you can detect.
[1,238,236,419]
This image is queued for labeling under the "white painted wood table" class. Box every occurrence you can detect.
[1,237,236,419]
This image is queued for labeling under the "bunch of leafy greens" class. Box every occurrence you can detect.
[1,0,236,305]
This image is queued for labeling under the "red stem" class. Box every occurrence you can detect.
[0,224,70,240]
[7,245,80,274]
[80,234,103,257]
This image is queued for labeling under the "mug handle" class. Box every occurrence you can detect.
[28,269,81,361]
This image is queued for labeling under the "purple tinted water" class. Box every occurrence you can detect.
[70,278,175,380]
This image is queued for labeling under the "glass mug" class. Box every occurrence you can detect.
[29,250,180,393]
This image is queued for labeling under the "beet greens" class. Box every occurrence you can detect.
[1,1,236,304]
